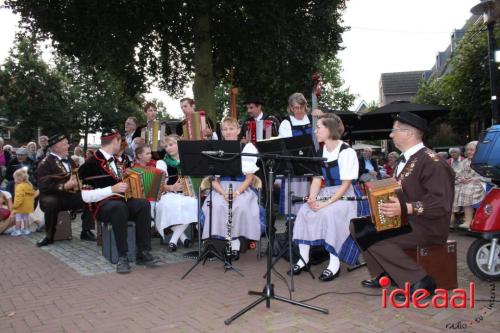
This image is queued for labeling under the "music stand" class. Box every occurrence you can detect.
[178,140,243,279]
[256,135,321,291]
[224,138,328,325]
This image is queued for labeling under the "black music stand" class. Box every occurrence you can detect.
[256,135,321,291]
[178,140,243,279]
[224,138,328,325]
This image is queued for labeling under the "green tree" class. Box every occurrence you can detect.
[7,0,348,120]
[415,23,498,141]
[0,35,74,142]
[317,56,355,111]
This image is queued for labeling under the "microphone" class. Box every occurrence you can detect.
[202,150,225,157]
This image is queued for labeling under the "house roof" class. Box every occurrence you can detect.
[380,71,427,95]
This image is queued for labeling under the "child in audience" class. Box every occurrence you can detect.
[11,168,35,236]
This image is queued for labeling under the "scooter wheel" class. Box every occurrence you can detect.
[467,239,500,281]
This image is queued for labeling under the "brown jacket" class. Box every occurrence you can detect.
[397,147,455,241]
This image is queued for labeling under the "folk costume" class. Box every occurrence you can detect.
[36,134,94,247]
[155,156,197,248]
[201,143,262,252]
[278,114,314,216]
[292,141,360,279]
[360,113,455,289]
[79,129,152,261]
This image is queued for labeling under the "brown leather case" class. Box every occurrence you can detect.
[53,211,73,241]
[404,240,457,290]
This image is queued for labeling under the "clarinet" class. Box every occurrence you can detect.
[225,184,233,264]
[291,194,367,204]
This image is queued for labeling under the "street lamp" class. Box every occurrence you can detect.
[472,0,500,125]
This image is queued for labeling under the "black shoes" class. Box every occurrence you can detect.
[183,239,191,248]
[319,268,340,282]
[361,272,394,288]
[287,263,310,276]
[36,237,53,247]
[80,230,96,242]
[168,243,177,252]
[136,251,157,266]
[116,256,131,274]
[395,275,437,302]
[231,250,240,261]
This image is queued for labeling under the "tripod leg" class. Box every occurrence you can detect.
[224,296,266,325]
[181,249,208,279]
[273,294,329,314]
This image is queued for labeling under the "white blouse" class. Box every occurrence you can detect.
[322,141,359,181]
[278,115,311,138]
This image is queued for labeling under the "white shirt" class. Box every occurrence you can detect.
[322,141,359,180]
[254,112,264,121]
[396,142,425,177]
[278,115,311,138]
[50,152,70,172]
[242,143,259,174]
[99,149,118,175]
[81,149,118,204]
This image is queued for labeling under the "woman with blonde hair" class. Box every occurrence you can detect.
[200,117,261,260]
[155,135,197,251]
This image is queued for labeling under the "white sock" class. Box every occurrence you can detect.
[326,254,340,274]
[296,244,310,268]
[231,239,240,251]
[170,224,189,245]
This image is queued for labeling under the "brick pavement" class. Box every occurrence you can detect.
[0,226,499,332]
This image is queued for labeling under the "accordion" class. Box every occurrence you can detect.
[123,167,165,202]
[364,178,408,232]
[141,120,167,156]
[182,111,209,140]
[351,178,410,250]
[245,120,273,144]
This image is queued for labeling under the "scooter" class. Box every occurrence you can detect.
[467,185,500,281]
[467,124,500,281]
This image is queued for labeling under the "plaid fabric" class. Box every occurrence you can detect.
[295,235,360,266]
[453,159,485,208]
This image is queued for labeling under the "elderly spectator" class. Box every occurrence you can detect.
[26,141,37,161]
[124,116,138,160]
[452,141,486,229]
[447,147,464,172]
[437,151,449,160]
[36,136,49,161]
[5,148,35,195]
[0,138,12,182]
[383,151,400,178]
[72,146,85,166]
[358,147,381,182]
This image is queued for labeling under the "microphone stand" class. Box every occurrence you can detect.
[211,151,328,325]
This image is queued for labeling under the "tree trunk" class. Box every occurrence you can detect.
[192,5,216,122]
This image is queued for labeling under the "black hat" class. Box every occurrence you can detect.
[47,134,67,147]
[100,128,120,140]
[393,112,429,133]
[244,96,265,106]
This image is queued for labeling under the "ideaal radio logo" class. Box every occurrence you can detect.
[378,277,496,329]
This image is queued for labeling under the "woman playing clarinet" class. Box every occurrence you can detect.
[291,113,360,281]
[201,117,261,260]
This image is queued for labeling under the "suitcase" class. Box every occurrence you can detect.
[471,124,500,180]
[53,211,72,241]
[404,240,457,290]
[101,221,136,264]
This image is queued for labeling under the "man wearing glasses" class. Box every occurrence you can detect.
[359,112,455,301]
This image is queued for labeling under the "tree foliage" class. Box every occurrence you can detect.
[0,35,143,146]
[6,0,352,120]
[414,24,498,142]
